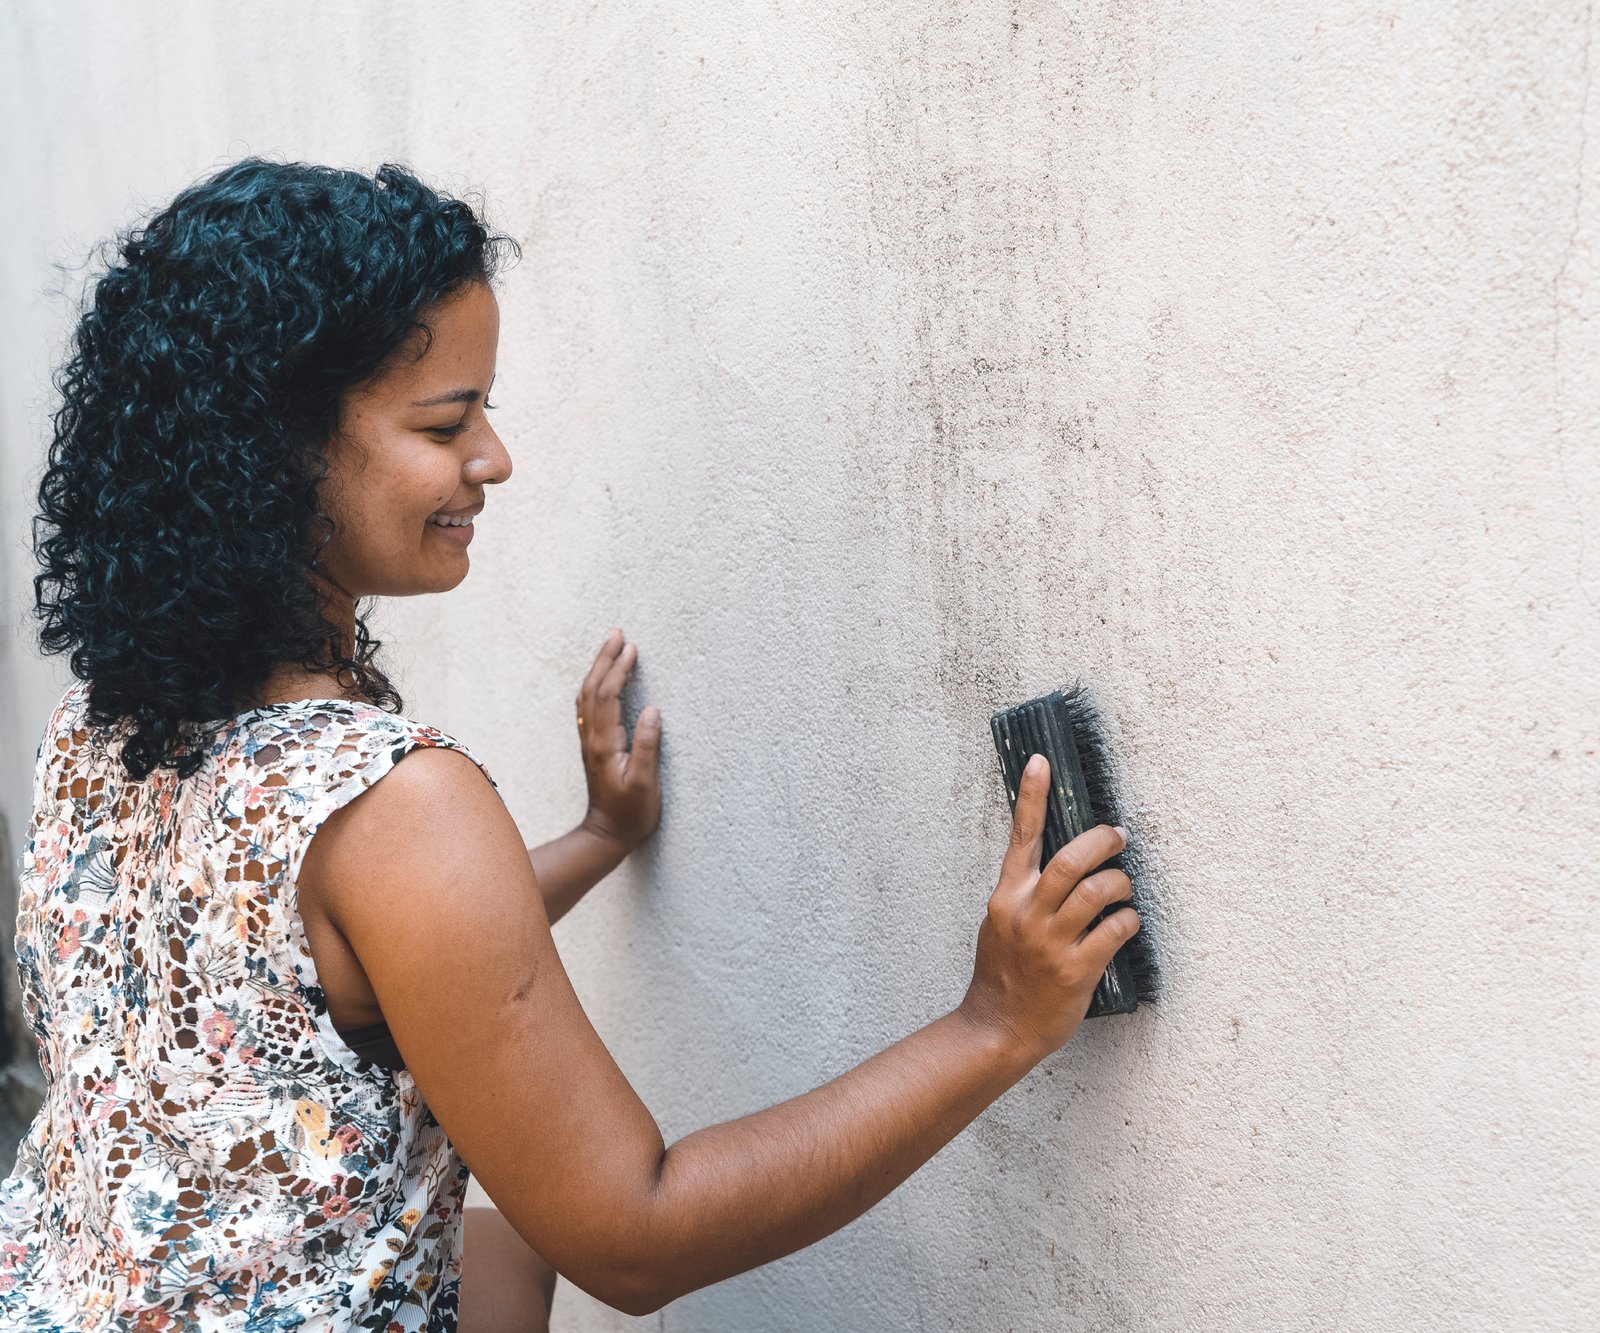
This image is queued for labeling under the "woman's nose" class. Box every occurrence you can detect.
[472,425,511,485]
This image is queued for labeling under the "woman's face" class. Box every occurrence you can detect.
[317,279,510,601]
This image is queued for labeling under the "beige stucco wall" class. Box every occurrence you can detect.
[2,3,1596,1329]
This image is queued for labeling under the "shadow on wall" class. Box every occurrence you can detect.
[0,813,45,1176]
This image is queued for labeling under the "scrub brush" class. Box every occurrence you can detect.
[989,684,1156,1017]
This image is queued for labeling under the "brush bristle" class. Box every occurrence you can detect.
[990,683,1158,1016]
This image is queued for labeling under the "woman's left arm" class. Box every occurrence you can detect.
[528,629,662,925]
[527,819,633,925]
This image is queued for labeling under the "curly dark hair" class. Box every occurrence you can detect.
[30,156,520,781]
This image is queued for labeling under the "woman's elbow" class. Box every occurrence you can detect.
[611,1286,669,1318]
[569,1246,683,1318]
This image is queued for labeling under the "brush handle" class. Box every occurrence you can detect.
[990,691,1139,1017]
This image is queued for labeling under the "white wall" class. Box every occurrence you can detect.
[3,3,1596,1329]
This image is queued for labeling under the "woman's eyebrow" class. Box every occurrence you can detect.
[412,388,481,407]
[412,374,496,408]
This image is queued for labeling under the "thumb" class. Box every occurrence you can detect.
[629,707,662,780]
[1000,754,1049,884]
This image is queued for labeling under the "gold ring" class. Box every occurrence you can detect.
[577,714,585,728]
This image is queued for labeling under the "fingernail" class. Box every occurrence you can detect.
[1024,754,1043,776]
[1114,824,1129,841]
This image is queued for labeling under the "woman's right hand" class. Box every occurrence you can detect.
[958,753,1140,1062]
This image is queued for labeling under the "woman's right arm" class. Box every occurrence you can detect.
[304,747,1137,1316]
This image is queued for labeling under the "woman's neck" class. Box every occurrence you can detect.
[249,666,372,709]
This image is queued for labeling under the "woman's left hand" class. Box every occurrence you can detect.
[575,627,662,852]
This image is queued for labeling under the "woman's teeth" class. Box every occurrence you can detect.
[428,515,473,527]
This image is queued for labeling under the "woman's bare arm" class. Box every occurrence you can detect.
[524,819,630,925]
[633,1005,1034,1297]
[305,746,1135,1315]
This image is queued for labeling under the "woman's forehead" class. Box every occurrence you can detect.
[354,285,499,404]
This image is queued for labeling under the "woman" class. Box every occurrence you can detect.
[9,157,1139,1331]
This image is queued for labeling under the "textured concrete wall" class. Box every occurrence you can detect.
[3,3,1596,1329]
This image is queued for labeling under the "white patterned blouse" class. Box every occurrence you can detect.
[0,679,498,1331]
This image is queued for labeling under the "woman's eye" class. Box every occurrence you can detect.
[428,397,495,438]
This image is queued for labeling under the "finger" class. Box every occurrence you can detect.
[597,638,637,701]
[628,707,662,780]
[1079,904,1141,969]
[998,755,1050,888]
[1049,866,1131,935]
[589,640,635,744]
[580,628,623,704]
[1037,824,1126,908]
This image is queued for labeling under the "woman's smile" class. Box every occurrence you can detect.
[426,500,483,547]
[427,516,475,546]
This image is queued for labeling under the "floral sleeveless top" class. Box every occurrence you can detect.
[0,679,500,1331]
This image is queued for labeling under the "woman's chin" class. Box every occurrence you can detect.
[428,560,470,592]
[385,549,470,596]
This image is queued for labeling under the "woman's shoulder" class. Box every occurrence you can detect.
[34,680,499,801]
[237,697,498,789]
[31,678,96,791]
[44,677,91,740]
